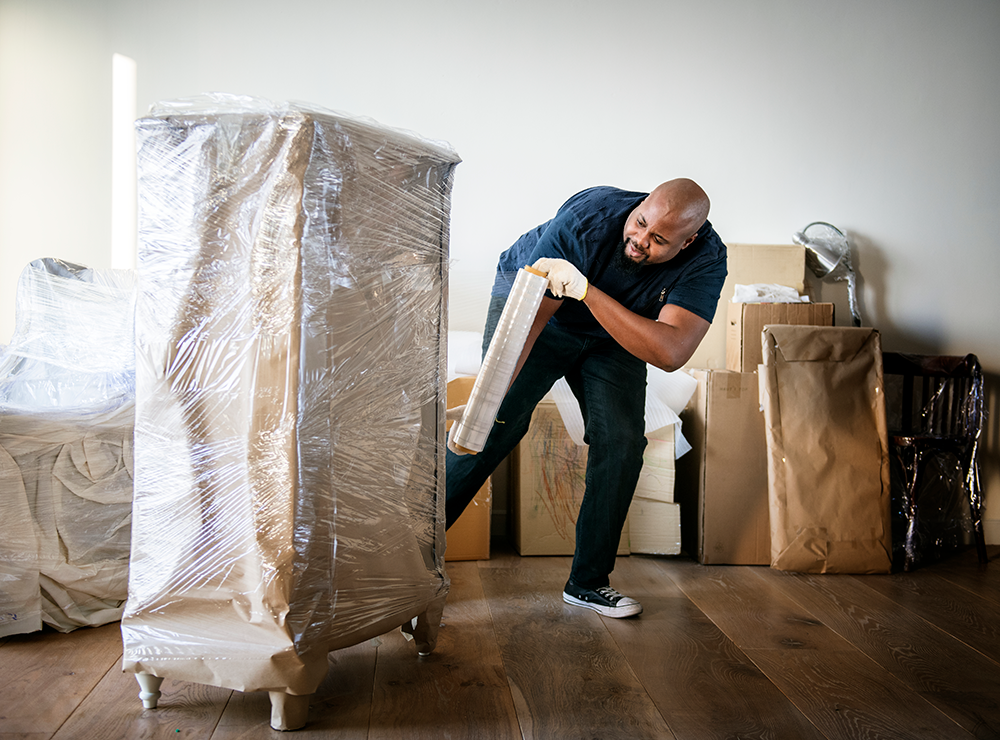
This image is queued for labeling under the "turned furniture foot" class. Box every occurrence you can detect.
[269,691,311,731]
[400,596,446,656]
[135,673,164,709]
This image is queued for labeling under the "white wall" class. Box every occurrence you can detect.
[2,0,999,540]
[0,0,112,330]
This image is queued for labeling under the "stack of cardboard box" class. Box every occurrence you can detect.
[510,399,632,556]
[625,424,681,555]
[676,244,835,564]
[510,397,681,557]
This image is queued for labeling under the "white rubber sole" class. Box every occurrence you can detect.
[562,592,643,618]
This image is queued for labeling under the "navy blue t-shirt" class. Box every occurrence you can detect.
[492,186,728,339]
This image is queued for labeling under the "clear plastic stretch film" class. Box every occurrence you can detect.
[120,94,459,697]
[0,258,136,638]
[882,353,986,570]
[0,258,136,413]
[451,266,548,453]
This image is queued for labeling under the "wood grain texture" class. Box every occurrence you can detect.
[479,560,670,740]
[0,623,123,734]
[667,559,981,739]
[757,566,1000,738]
[367,561,520,740]
[849,569,1000,664]
[743,647,975,740]
[607,555,826,740]
[664,558,856,653]
[211,641,378,739]
[909,548,1000,607]
[1,545,997,740]
[52,669,232,740]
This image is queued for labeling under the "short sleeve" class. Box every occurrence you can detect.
[523,212,585,268]
[666,253,728,323]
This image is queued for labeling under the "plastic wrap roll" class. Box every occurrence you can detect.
[451,266,548,453]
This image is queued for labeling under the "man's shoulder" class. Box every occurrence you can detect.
[551,187,647,240]
[559,186,647,215]
[692,220,727,262]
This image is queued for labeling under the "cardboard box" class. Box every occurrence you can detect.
[628,500,681,555]
[512,400,630,556]
[632,424,676,503]
[685,244,806,371]
[760,326,891,573]
[726,302,834,372]
[675,370,770,564]
[628,424,680,555]
[445,377,491,561]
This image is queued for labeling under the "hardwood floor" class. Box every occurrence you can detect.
[2,544,998,740]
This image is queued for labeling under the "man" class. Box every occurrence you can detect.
[446,179,727,618]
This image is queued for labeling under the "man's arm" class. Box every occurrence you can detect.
[581,285,710,372]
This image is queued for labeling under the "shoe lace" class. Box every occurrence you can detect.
[595,586,623,601]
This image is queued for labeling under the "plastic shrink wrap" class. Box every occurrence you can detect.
[0,258,136,637]
[883,353,985,570]
[119,95,459,725]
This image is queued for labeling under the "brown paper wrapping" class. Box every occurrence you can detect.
[760,325,891,573]
[121,96,459,695]
[0,260,137,637]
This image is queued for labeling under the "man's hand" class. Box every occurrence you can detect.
[533,258,588,301]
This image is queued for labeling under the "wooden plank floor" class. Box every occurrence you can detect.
[1,544,997,740]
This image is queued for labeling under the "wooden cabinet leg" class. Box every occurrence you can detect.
[135,673,164,709]
[401,595,446,656]
[269,691,310,731]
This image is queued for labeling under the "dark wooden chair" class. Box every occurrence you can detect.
[882,352,987,570]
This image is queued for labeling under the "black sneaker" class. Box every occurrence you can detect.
[563,582,642,618]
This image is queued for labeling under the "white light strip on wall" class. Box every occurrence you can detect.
[111,53,137,270]
[451,266,549,453]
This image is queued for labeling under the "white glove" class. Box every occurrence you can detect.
[532,258,588,300]
[446,404,466,422]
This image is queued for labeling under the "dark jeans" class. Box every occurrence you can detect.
[446,295,648,589]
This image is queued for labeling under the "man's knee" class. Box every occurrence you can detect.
[588,420,647,459]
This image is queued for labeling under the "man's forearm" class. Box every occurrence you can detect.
[581,286,706,372]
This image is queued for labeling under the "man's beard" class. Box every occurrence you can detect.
[612,240,645,275]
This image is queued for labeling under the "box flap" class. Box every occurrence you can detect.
[763,325,880,365]
[685,244,805,370]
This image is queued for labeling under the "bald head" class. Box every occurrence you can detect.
[621,178,711,265]
[648,178,711,241]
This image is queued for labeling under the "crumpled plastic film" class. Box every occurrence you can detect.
[883,354,985,570]
[731,283,808,304]
[0,259,136,412]
[0,258,136,637]
[120,94,460,697]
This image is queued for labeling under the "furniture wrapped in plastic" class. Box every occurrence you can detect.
[0,258,136,637]
[120,95,459,730]
[882,352,986,570]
